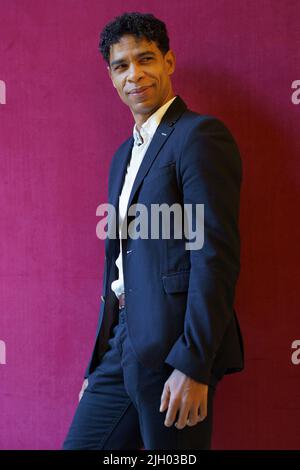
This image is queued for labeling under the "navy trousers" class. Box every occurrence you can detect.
[63,306,218,450]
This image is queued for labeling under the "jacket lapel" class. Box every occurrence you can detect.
[126,95,187,215]
[106,95,187,257]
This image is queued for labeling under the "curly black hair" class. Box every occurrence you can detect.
[99,12,170,65]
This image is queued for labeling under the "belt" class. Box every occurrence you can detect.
[118,293,125,309]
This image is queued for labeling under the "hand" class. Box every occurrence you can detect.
[159,369,208,429]
[78,378,88,402]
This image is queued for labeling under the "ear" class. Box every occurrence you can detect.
[164,49,176,76]
[107,66,116,88]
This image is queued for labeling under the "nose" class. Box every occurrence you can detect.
[127,62,145,82]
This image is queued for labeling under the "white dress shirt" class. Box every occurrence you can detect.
[111,96,177,300]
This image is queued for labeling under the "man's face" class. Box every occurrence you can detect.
[107,34,175,119]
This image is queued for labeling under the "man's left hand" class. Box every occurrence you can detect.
[159,369,208,429]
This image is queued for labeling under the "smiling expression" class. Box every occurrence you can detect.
[107,34,176,127]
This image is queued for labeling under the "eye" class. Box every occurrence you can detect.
[115,64,126,71]
[140,57,153,62]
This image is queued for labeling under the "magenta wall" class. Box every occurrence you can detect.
[0,0,299,449]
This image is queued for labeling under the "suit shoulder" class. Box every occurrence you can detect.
[181,109,237,141]
[112,136,133,157]
[110,136,133,167]
[179,109,242,177]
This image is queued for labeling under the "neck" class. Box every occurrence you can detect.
[133,90,175,131]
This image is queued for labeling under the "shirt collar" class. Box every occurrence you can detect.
[132,96,177,147]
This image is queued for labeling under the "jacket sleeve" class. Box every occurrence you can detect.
[164,117,242,384]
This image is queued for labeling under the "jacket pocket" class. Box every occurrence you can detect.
[162,269,190,293]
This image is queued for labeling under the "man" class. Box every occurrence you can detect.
[63,12,244,450]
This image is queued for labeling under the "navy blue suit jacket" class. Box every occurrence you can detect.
[85,95,244,385]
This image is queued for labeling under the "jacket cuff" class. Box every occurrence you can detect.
[164,335,213,385]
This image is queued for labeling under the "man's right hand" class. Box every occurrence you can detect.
[79,378,88,402]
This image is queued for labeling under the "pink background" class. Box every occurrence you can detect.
[0,0,299,449]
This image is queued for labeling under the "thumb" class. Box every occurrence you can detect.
[159,383,170,412]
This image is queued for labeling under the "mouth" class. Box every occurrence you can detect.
[128,85,153,96]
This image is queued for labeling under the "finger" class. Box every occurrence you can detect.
[187,405,199,427]
[164,398,180,427]
[198,398,208,422]
[175,401,190,430]
[160,383,170,412]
